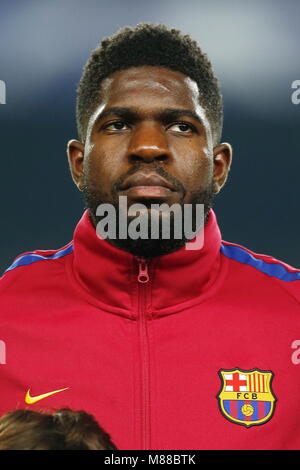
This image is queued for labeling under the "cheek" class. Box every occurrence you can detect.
[175,144,213,192]
[85,137,128,183]
[83,148,117,191]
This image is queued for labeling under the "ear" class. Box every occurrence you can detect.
[67,140,85,191]
[212,142,233,194]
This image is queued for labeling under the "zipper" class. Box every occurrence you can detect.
[137,257,150,283]
[136,256,151,450]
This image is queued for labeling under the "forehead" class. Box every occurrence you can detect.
[99,66,201,110]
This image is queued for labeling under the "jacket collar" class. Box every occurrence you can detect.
[71,209,222,316]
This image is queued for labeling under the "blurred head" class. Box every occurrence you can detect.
[0,408,117,450]
[68,24,232,257]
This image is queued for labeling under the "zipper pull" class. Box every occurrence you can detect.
[137,257,150,284]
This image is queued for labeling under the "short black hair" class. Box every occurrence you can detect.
[76,23,223,145]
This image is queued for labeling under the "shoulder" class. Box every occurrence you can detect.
[220,240,300,304]
[220,240,300,282]
[1,242,73,283]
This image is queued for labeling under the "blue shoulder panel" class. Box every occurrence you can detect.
[4,243,74,274]
[220,243,300,282]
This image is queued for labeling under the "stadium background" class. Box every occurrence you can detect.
[0,0,299,272]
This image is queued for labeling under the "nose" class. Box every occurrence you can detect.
[127,123,171,163]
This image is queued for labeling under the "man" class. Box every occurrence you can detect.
[1,23,300,450]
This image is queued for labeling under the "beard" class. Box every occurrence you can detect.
[82,166,215,258]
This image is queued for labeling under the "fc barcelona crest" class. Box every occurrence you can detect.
[217,368,276,427]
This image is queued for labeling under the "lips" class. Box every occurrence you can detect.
[120,173,176,192]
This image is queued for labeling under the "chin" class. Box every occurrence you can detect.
[107,237,187,258]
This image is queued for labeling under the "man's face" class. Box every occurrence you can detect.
[68,66,231,257]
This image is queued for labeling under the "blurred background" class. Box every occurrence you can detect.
[0,0,299,272]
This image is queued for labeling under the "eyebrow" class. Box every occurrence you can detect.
[94,106,204,127]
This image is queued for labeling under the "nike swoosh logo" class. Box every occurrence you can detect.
[25,387,69,404]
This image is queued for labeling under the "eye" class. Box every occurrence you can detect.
[167,122,195,133]
[103,121,129,131]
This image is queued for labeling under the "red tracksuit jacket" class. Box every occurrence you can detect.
[1,209,300,450]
